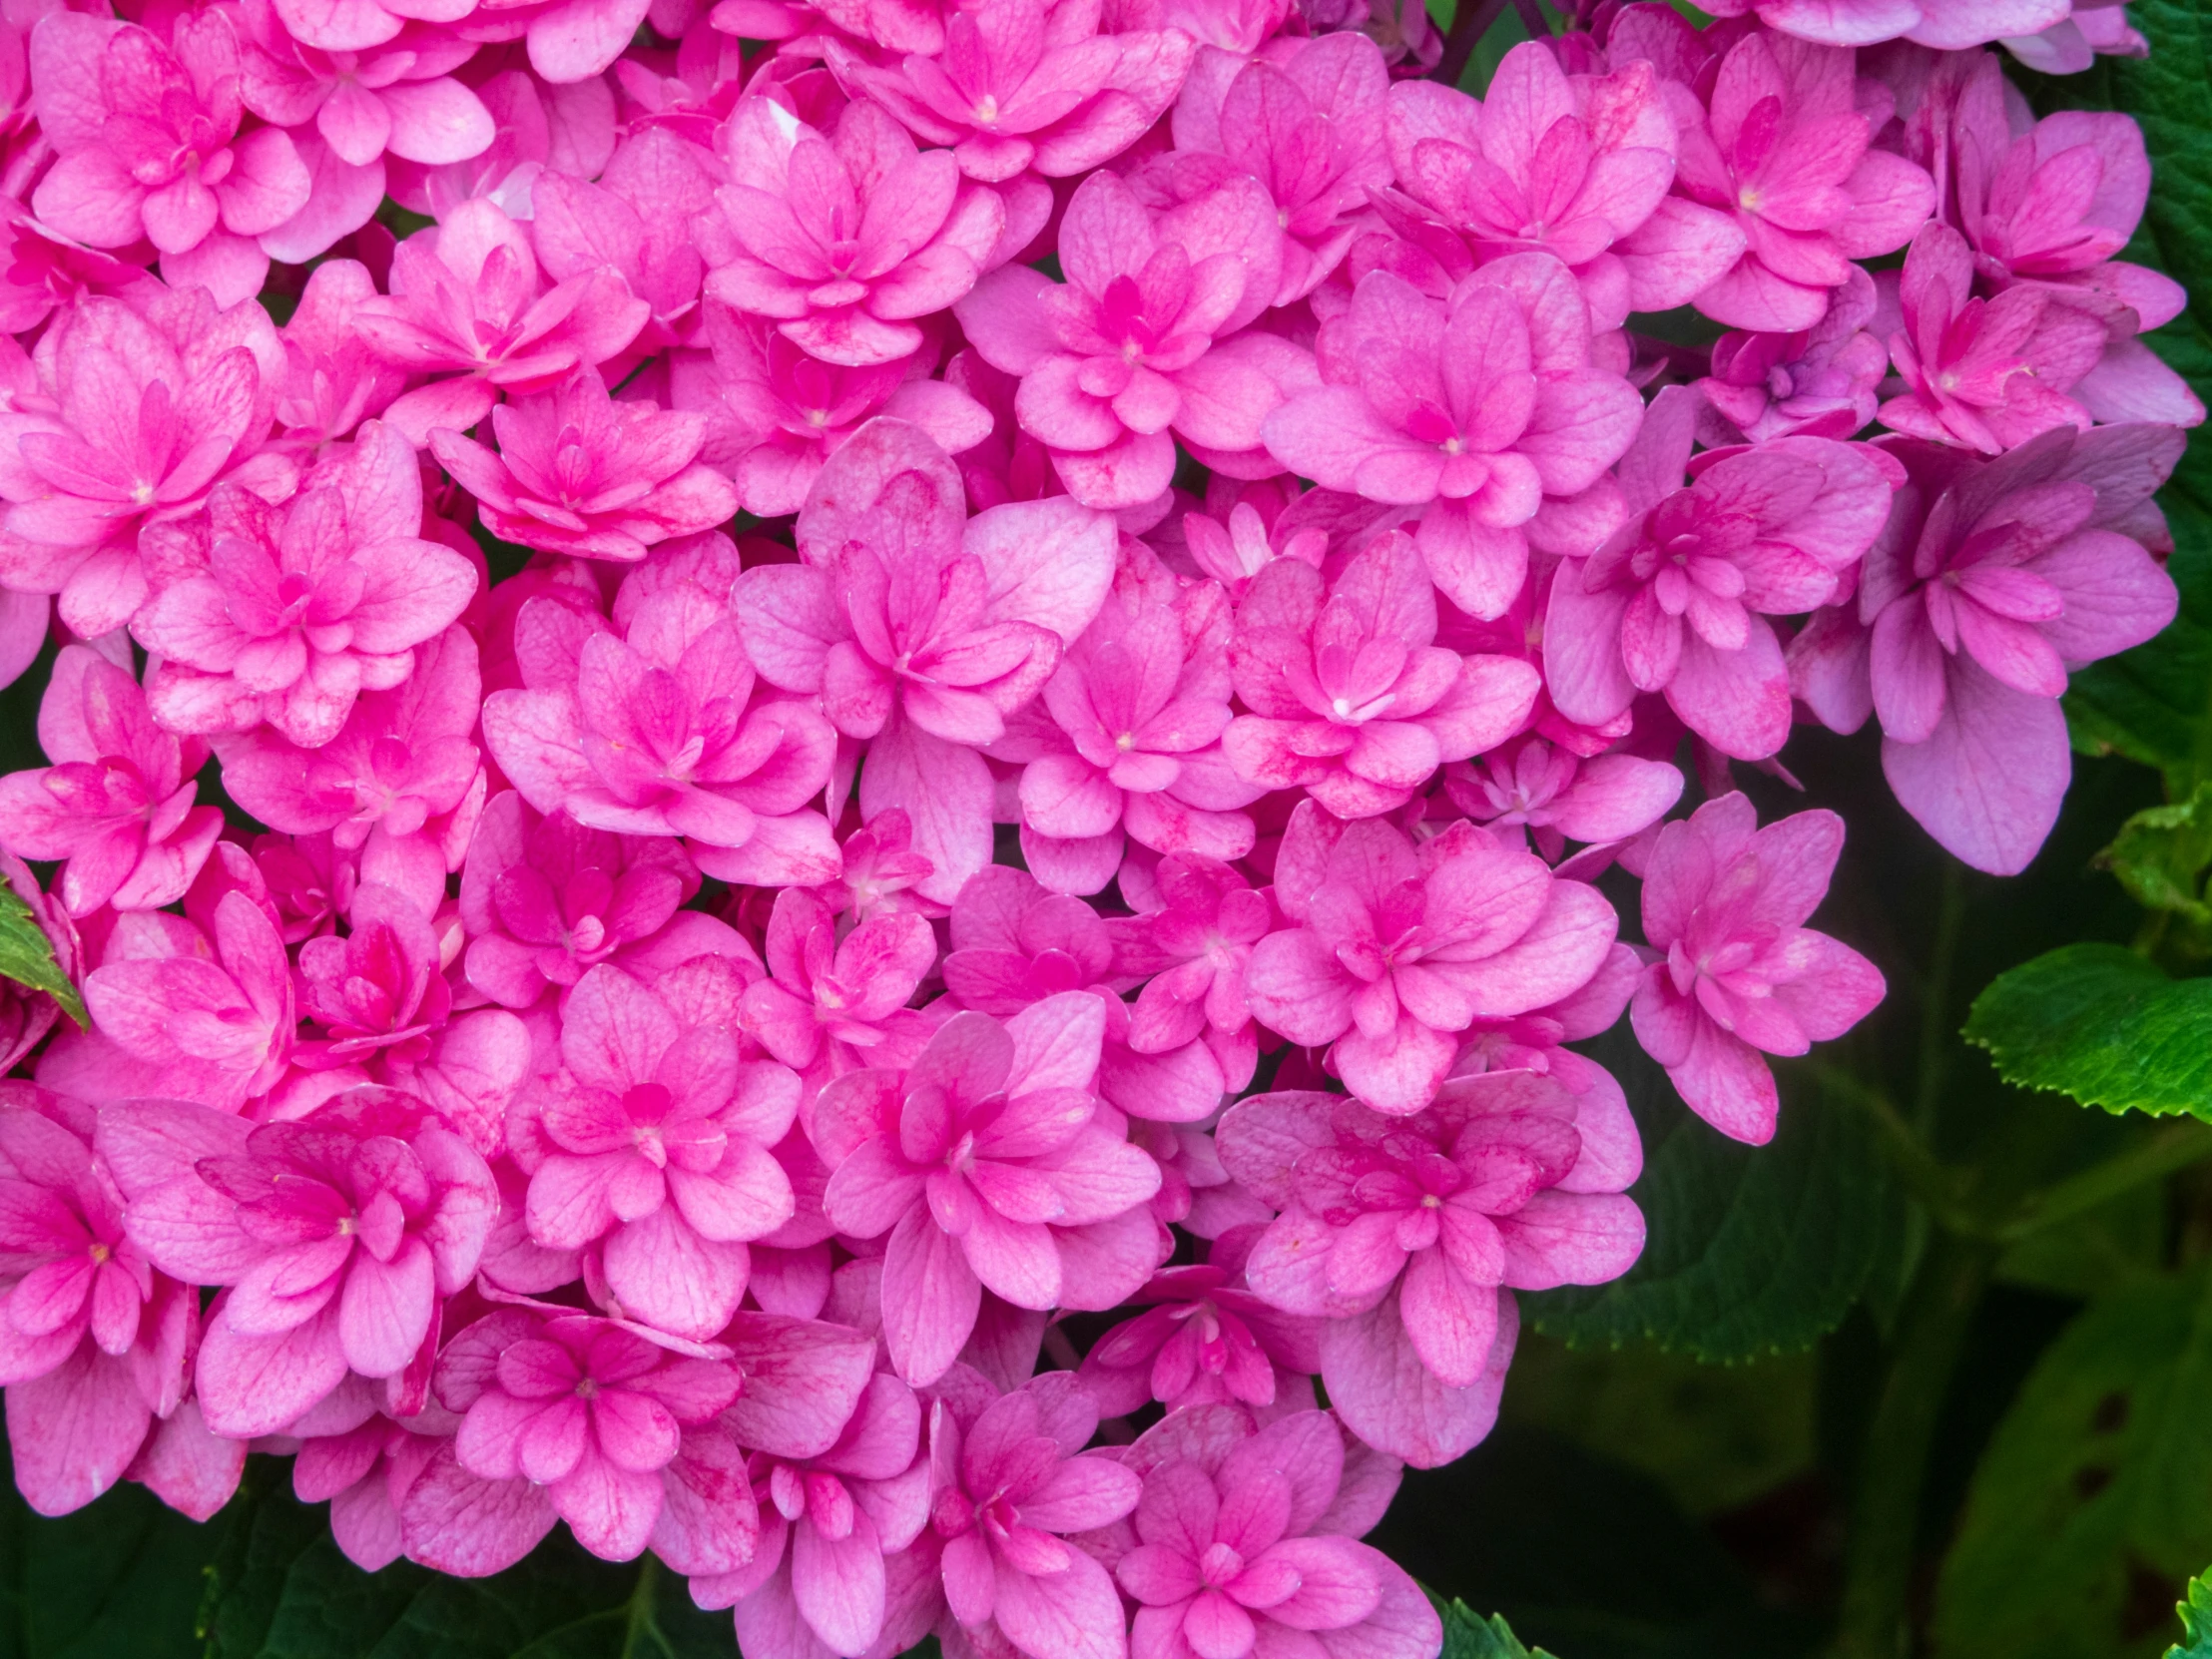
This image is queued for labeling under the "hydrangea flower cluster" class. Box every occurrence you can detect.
[0,0,2190,1653]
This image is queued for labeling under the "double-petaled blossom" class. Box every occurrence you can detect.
[430,369,740,562]
[957,169,1308,509]
[1666,30,1936,331]
[732,419,1116,901]
[1696,268,1890,445]
[815,993,1162,1385]
[1108,853,1271,1093]
[1696,0,2068,48]
[741,886,944,1091]
[1223,531,1539,820]
[1790,423,2182,872]
[134,421,477,746]
[29,12,311,305]
[1244,805,1618,1115]
[1261,261,1644,620]
[1441,734,1684,873]
[1628,794,1886,1143]
[100,1087,497,1437]
[1543,384,1895,761]
[1220,1073,1643,1465]
[514,963,800,1340]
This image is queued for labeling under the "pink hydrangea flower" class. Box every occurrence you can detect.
[134,421,479,746]
[354,199,651,445]
[1695,268,1890,444]
[741,886,944,1090]
[1107,853,1271,1093]
[1104,1407,1437,1659]
[1220,1073,1644,1465]
[1667,30,1936,330]
[1441,734,1685,873]
[270,259,413,455]
[700,97,1006,368]
[1377,44,1744,332]
[732,419,1116,901]
[430,369,740,562]
[530,128,721,351]
[0,860,75,1074]
[1261,261,1644,620]
[1223,530,1540,820]
[1700,0,2066,50]
[0,287,296,638]
[1628,794,1886,1143]
[101,1086,498,1438]
[815,993,1162,1385]
[514,963,802,1339]
[1076,1233,1322,1415]
[1543,384,1895,761]
[29,12,311,304]
[0,646,225,917]
[955,169,1309,508]
[1244,806,1618,1115]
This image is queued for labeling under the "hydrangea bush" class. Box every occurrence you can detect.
[0,0,2201,1653]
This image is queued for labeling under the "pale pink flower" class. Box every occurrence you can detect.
[1667,30,1935,331]
[1629,794,1886,1143]
[1696,267,1890,444]
[0,287,296,638]
[1377,45,1744,332]
[732,419,1117,901]
[701,96,1006,368]
[815,994,1162,1385]
[0,1089,202,1518]
[515,963,802,1338]
[955,169,1308,508]
[0,646,224,917]
[28,11,310,304]
[101,1087,498,1438]
[741,886,944,1089]
[1543,384,1895,761]
[353,198,650,445]
[1220,1073,1643,1465]
[1244,806,1618,1116]
[1790,423,2182,872]
[1222,530,1540,820]
[481,579,841,888]
[1103,1408,1437,1659]
[447,1308,746,1561]
[1261,262,1644,620]
[431,369,740,562]
[134,422,478,746]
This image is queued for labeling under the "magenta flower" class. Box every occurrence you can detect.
[353,199,651,445]
[481,580,840,888]
[1378,45,1743,331]
[516,963,801,1339]
[1441,735,1685,873]
[0,646,224,917]
[732,419,1117,901]
[0,288,296,638]
[1629,794,1886,1143]
[1261,263,1644,620]
[1107,1408,1437,1659]
[1700,0,2066,50]
[271,259,412,455]
[1696,267,1890,445]
[997,575,1262,895]
[135,422,478,746]
[290,1399,450,1571]
[0,1091,200,1517]
[1176,498,1328,599]
[955,169,1306,508]
[530,128,720,351]
[1077,1237,1322,1416]
[1668,30,1935,331]
[1790,424,2183,872]
[1108,853,1271,1090]
[701,97,1006,368]
[28,12,310,304]
[741,886,944,1089]
[1220,1073,1644,1465]
[448,1309,745,1561]
[1222,531,1540,820]
[101,1087,498,1438]
[1880,224,2107,454]
[923,1373,1143,1659]
[1543,384,1895,761]
[1244,806,1618,1115]
[431,369,740,563]
[457,791,700,1010]
[816,993,1162,1384]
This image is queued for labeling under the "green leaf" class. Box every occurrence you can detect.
[2102,783,2212,928]
[2166,1569,2212,1658]
[0,884,83,1029]
[1933,1271,2212,1659]
[1523,1034,1895,1361]
[1962,944,2212,1119]
[1432,1592,1559,1659]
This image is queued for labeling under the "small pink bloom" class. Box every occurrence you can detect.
[1442,734,1685,872]
[1696,267,1890,444]
[531,127,721,350]
[1108,853,1271,1091]
[1702,0,2066,50]
[1629,793,1886,1143]
[742,886,944,1089]
[1077,1232,1322,1415]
